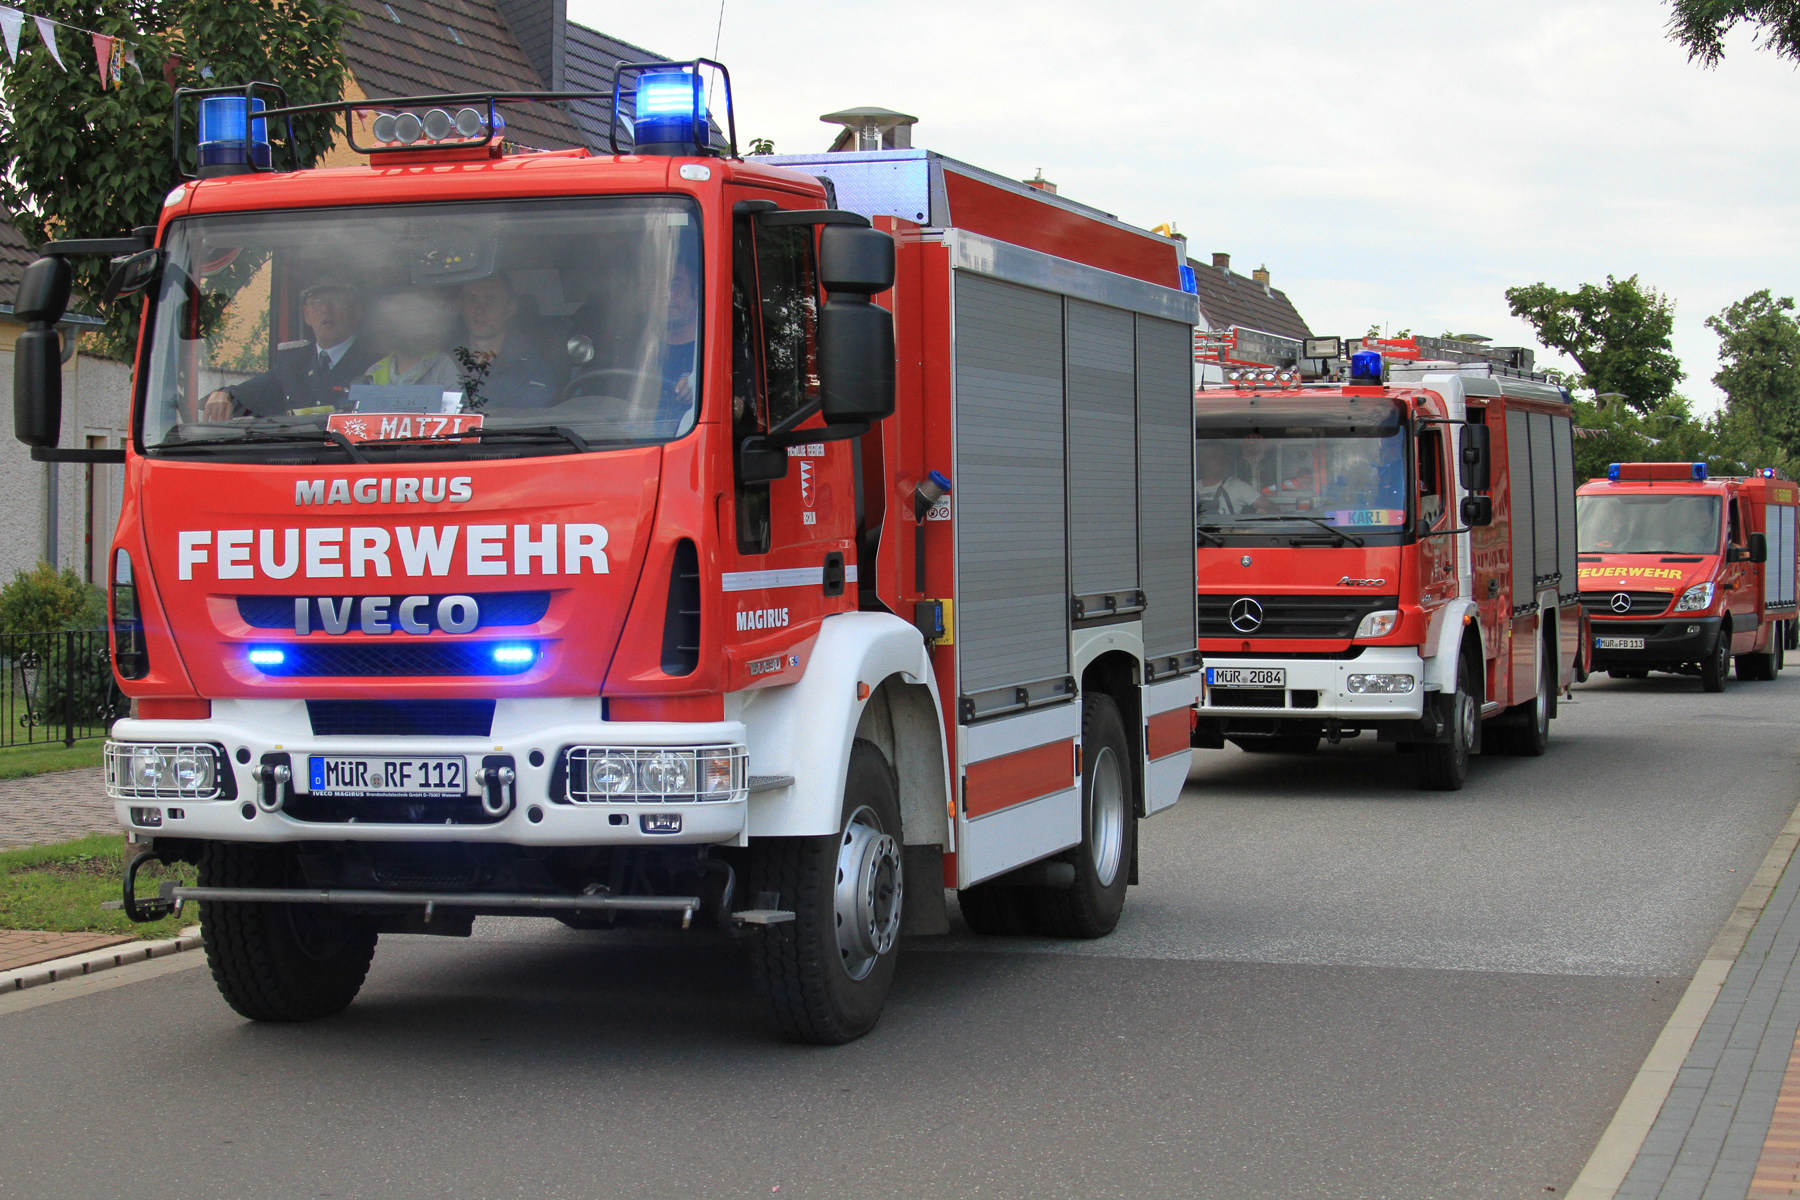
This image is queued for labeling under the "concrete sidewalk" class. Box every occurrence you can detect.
[0,767,116,849]
[1609,819,1800,1199]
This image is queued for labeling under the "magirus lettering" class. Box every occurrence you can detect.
[736,607,790,631]
[295,476,474,506]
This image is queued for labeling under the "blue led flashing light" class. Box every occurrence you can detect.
[1607,463,1621,481]
[1694,463,1709,480]
[197,96,270,169]
[490,644,535,667]
[1764,467,1778,478]
[247,647,285,667]
[1178,265,1198,295]
[1349,350,1384,384]
[633,70,705,152]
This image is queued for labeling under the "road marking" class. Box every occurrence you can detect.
[1567,789,1800,1200]
[0,949,207,1017]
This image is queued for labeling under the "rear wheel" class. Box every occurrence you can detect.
[1228,734,1322,754]
[198,842,378,1023]
[1032,694,1135,938]
[1417,655,1476,791]
[1500,641,1551,757]
[1738,626,1779,681]
[1702,624,1732,692]
[747,739,904,1044]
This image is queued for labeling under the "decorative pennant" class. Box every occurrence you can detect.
[161,51,179,88]
[32,15,61,69]
[0,8,23,62]
[122,45,138,79]
[91,32,113,86]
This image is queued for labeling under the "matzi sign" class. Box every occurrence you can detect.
[327,413,485,443]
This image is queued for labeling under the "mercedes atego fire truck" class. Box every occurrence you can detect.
[1188,355,1582,790]
[11,67,1202,1042]
[1577,462,1797,689]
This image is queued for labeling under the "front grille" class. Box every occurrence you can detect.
[307,699,495,737]
[237,591,551,631]
[1198,595,1398,640]
[1579,591,1674,616]
[1209,687,1285,708]
[258,642,536,677]
[282,793,503,825]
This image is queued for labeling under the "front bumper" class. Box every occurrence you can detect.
[105,698,748,846]
[1589,616,1722,668]
[1196,647,1428,722]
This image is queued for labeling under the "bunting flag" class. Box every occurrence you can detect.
[0,7,22,62]
[161,51,178,88]
[32,14,60,69]
[90,32,113,86]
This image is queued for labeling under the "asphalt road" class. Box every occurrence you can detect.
[4,671,1798,1200]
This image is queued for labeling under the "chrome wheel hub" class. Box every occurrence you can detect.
[1089,746,1126,887]
[835,806,903,981]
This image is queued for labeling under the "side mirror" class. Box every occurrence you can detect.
[737,435,789,484]
[1460,495,1493,527]
[1750,531,1769,564]
[13,256,70,450]
[1459,422,1491,493]
[100,248,163,307]
[817,226,896,426]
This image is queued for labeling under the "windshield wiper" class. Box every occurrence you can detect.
[1228,514,1366,547]
[154,429,368,463]
[359,424,592,454]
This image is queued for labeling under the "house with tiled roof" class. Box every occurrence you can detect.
[1188,251,1315,374]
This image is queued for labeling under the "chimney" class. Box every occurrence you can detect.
[1024,167,1057,194]
[1253,264,1270,293]
[495,0,565,92]
[1212,252,1230,271]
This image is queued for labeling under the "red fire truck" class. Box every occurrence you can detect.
[10,67,1201,1042]
[1189,357,1583,790]
[1577,463,1797,689]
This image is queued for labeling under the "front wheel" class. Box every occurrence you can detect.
[198,842,378,1022]
[1416,655,1477,791]
[747,739,904,1044]
[1702,625,1732,692]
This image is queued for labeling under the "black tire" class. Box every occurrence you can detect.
[1738,626,1778,681]
[747,739,904,1045]
[1032,694,1135,939]
[1228,735,1322,754]
[1500,639,1552,757]
[1417,654,1477,791]
[198,842,377,1022]
[956,884,1038,935]
[1702,625,1732,693]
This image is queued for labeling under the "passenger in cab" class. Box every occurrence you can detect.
[660,259,699,423]
[455,275,553,408]
[200,277,377,420]
[357,289,462,390]
[1197,442,1261,517]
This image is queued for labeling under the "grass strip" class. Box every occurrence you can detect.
[0,741,105,780]
[0,833,195,940]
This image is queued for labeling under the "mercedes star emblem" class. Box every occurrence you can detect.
[1240,555,1252,567]
[1610,592,1632,614]
[1229,597,1265,633]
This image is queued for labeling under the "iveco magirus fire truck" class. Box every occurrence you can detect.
[1188,355,1582,790]
[11,65,1202,1042]
[1577,462,1797,690]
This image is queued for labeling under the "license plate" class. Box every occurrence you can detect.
[1596,637,1645,651]
[308,755,465,796]
[1207,667,1286,687]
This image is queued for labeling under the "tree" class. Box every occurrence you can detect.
[1668,0,1800,66]
[0,0,354,354]
[1505,276,1684,415]
[0,563,105,633]
[1708,290,1800,470]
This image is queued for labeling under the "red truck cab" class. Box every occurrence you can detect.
[1577,463,1797,689]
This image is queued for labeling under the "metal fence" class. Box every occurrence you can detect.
[0,630,126,748]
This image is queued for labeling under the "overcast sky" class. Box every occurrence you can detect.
[570,0,1799,412]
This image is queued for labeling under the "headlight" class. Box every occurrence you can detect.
[105,742,225,799]
[1353,610,1400,639]
[1674,582,1715,612]
[1347,673,1416,694]
[567,745,746,803]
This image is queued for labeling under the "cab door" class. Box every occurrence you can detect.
[1727,493,1758,651]
[1415,424,1456,606]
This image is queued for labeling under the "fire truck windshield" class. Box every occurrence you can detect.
[139,196,703,459]
[1194,396,1410,536]
[1577,493,1722,555]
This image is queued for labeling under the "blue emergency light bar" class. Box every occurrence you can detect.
[610,58,736,158]
[1608,462,1708,482]
[198,95,269,168]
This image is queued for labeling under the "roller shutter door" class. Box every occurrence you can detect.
[1066,299,1138,597]
[1529,412,1557,590]
[953,272,1070,695]
[1506,409,1535,607]
[1137,316,1197,659]
[1551,414,1577,598]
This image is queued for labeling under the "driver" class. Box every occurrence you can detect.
[455,275,553,408]
[1197,442,1260,517]
[200,277,378,420]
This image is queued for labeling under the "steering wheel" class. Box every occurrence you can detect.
[557,366,661,406]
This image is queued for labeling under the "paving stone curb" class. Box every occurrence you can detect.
[0,926,202,996]
[1569,797,1800,1200]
